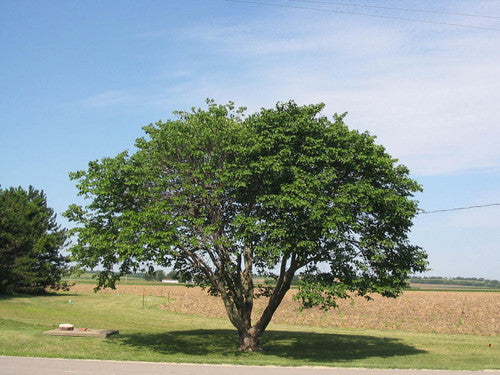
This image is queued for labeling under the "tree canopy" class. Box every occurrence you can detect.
[65,100,427,351]
[0,186,68,294]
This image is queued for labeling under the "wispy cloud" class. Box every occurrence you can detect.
[166,6,500,176]
[77,2,500,176]
[78,90,140,108]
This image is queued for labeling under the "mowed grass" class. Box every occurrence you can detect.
[0,292,498,370]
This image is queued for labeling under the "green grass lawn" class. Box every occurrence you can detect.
[0,292,497,370]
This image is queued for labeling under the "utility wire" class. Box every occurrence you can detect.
[225,0,500,32]
[420,203,500,215]
[286,0,500,19]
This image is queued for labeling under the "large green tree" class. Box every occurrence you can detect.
[0,186,68,294]
[65,101,427,351]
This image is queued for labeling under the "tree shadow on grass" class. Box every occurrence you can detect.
[115,329,426,363]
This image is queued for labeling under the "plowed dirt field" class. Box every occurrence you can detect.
[70,284,499,336]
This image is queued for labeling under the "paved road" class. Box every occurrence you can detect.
[1,356,498,375]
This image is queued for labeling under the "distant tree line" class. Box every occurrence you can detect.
[135,270,302,286]
[72,271,499,290]
[409,276,499,288]
[136,270,166,282]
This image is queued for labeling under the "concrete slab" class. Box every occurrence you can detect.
[42,329,119,338]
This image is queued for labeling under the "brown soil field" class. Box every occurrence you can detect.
[70,284,499,336]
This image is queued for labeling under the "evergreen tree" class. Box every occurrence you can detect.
[0,186,68,294]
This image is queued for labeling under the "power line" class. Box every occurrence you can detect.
[286,0,500,20]
[224,0,500,32]
[420,203,500,215]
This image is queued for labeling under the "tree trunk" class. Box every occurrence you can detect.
[238,328,262,352]
[218,253,299,352]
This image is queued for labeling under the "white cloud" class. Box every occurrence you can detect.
[314,65,500,175]
[168,6,500,176]
[78,1,500,176]
[78,90,139,108]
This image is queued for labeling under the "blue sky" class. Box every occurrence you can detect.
[1,0,499,279]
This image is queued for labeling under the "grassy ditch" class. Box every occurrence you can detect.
[0,292,498,370]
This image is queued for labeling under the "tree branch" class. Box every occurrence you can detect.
[253,253,298,335]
